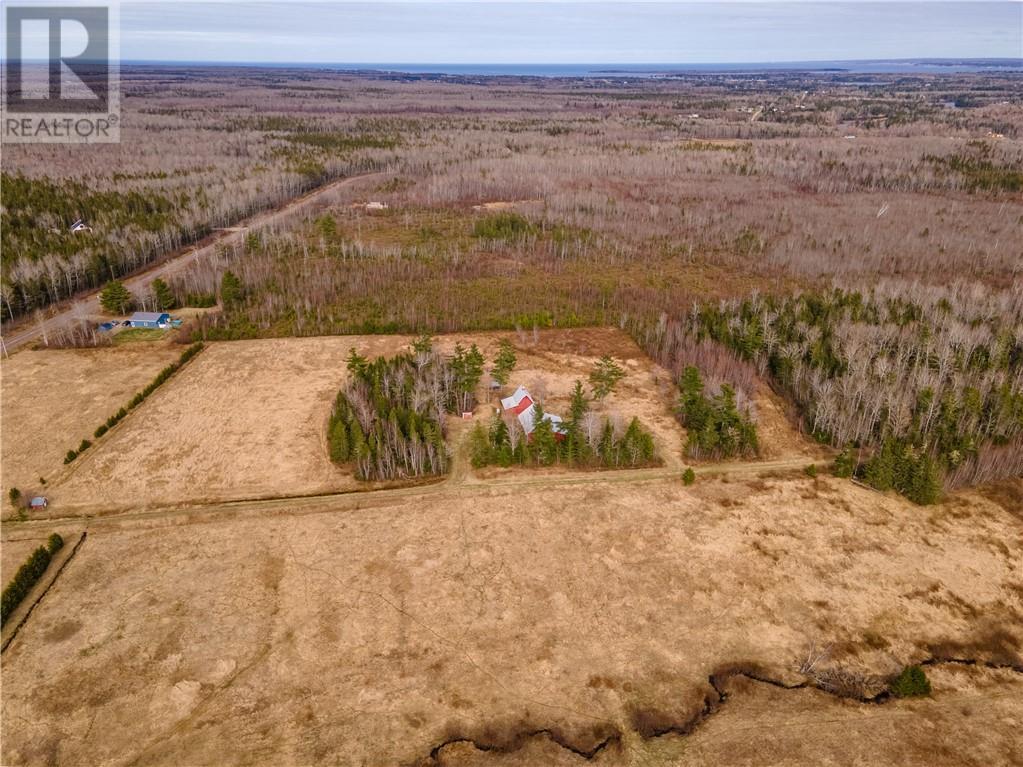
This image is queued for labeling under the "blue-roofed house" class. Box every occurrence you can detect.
[128,312,171,328]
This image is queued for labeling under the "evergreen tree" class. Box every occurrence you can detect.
[890,666,931,698]
[589,355,626,400]
[568,380,590,424]
[906,453,943,505]
[346,348,368,380]
[315,214,337,239]
[491,339,517,387]
[469,423,493,468]
[151,278,175,311]
[599,420,617,465]
[679,367,758,459]
[490,415,510,448]
[99,280,133,314]
[864,438,899,492]
[678,366,710,432]
[450,343,485,412]
[329,419,350,462]
[220,270,243,306]
[530,401,558,465]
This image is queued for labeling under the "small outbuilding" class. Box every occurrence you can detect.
[500,385,568,439]
[128,311,171,329]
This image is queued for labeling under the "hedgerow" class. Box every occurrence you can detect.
[63,342,205,465]
[1,533,64,626]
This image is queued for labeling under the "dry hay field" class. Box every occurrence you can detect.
[2,472,1021,766]
[47,336,414,514]
[0,345,182,508]
[30,328,778,515]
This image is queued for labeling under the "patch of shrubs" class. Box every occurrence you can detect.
[64,342,205,465]
[889,665,931,698]
[1,532,64,626]
[682,467,696,486]
[472,212,536,241]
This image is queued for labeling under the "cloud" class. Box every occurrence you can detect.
[116,1,1023,63]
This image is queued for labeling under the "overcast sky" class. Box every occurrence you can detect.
[35,1,1023,64]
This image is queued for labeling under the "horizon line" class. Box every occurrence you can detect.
[116,57,1023,67]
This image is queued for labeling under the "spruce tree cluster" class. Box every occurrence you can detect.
[677,366,758,459]
[862,438,943,505]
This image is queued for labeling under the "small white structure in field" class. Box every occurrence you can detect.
[365,201,388,210]
[70,218,93,233]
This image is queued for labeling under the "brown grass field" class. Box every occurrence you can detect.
[31,329,779,515]
[1,332,1021,766]
[1,470,1020,766]
[0,345,181,506]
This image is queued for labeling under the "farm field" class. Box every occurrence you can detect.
[0,345,182,507]
[34,328,782,515]
[2,468,1020,766]
[47,336,410,513]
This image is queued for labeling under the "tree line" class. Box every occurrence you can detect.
[1,533,64,626]
[641,286,1022,501]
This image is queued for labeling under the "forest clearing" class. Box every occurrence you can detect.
[3,328,818,516]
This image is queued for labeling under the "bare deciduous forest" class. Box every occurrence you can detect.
[3,66,1021,498]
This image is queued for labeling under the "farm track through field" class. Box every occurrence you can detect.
[2,456,814,538]
[0,170,388,352]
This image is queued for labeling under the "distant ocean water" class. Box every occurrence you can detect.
[129,60,1023,76]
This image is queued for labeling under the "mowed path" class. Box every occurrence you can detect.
[0,171,386,352]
